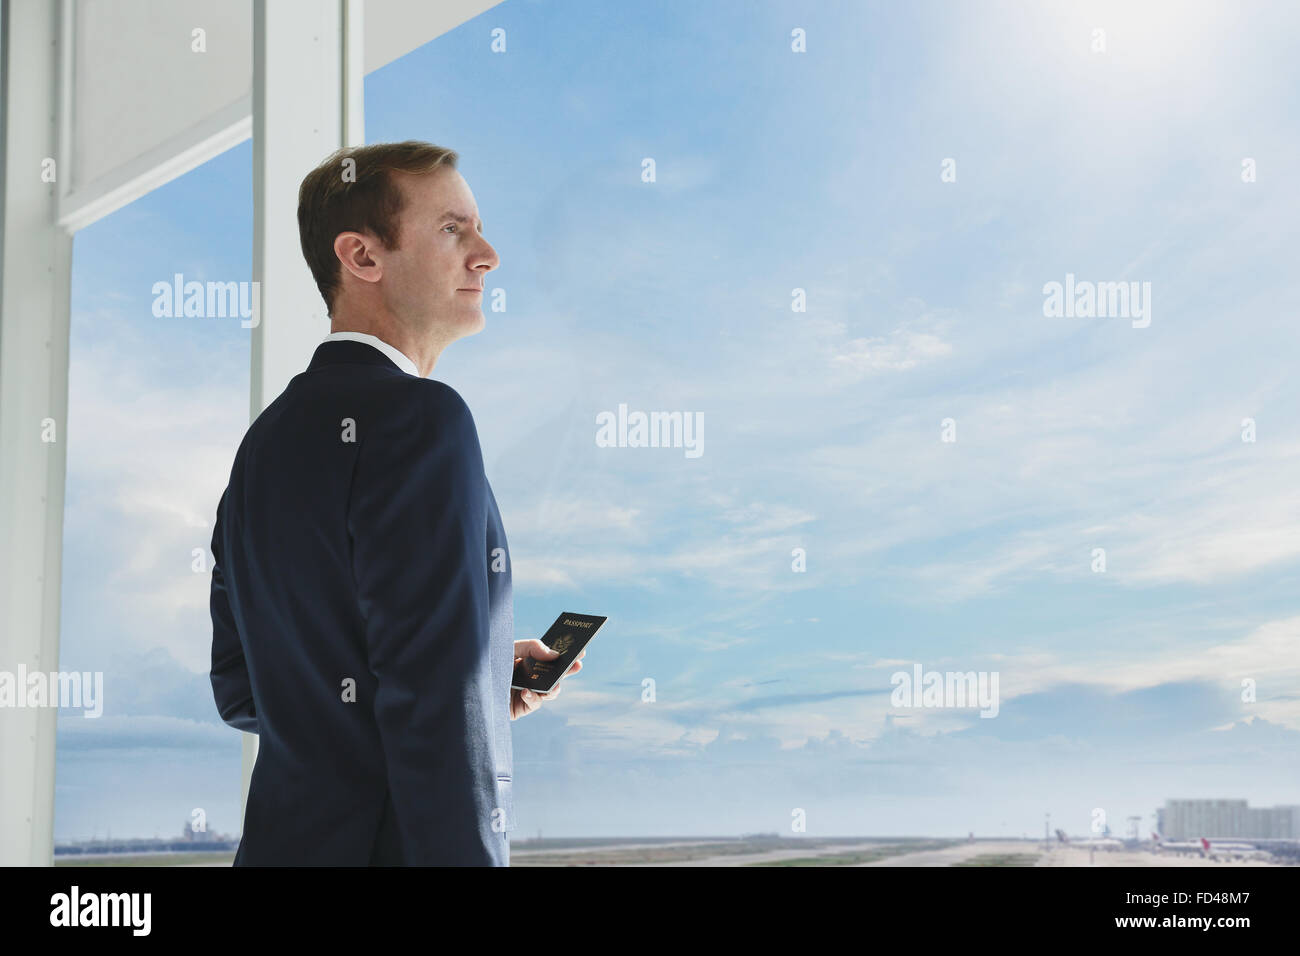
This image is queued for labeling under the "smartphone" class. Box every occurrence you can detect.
[512,612,608,694]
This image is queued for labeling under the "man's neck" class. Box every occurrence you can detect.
[329,311,447,378]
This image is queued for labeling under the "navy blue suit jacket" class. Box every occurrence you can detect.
[209,339,515,865]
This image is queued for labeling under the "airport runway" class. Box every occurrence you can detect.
[633,841,910,867]
[164,839,1287,866]
[1038,846,1281,867]
[857,840,1033,866]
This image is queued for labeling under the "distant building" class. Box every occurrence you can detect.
[183,819,224,843]
[1157,799,1300,840]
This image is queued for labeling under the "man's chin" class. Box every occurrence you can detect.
[459,308,486,334]
[435,301,486,339]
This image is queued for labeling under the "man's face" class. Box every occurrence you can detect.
[379,166,499,339]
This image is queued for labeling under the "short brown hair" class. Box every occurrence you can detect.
[297,140,459,315]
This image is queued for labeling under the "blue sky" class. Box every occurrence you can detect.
[55,0,1300,842]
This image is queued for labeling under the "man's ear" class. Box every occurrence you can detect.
[334,231,384,286]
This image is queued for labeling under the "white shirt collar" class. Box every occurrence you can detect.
[322,331,421,377]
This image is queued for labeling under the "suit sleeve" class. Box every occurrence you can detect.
[210,486,259,734]
[347,384,499,865]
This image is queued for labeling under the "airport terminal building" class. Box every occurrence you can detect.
[1158,799,1300,840]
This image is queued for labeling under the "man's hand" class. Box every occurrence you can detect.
[510,639,585,720]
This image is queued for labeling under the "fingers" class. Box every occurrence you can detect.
[514,638,559,660]
[516,643,590,664]
[511,688,544,719]
[511,647,589,719]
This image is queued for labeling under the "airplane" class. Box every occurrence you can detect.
[1152,834,1269,858]
[1055,829,1124,849]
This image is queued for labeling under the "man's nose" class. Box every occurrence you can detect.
[475,241,500,271]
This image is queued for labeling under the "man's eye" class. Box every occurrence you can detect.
[443,223,457,233]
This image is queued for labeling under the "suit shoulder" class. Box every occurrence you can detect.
[415,379,474,420]
[378,378,476,438]
[359,379,482,464]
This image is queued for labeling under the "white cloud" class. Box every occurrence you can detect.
[831,330,953,375]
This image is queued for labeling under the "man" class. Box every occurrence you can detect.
[209,141,579,865]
